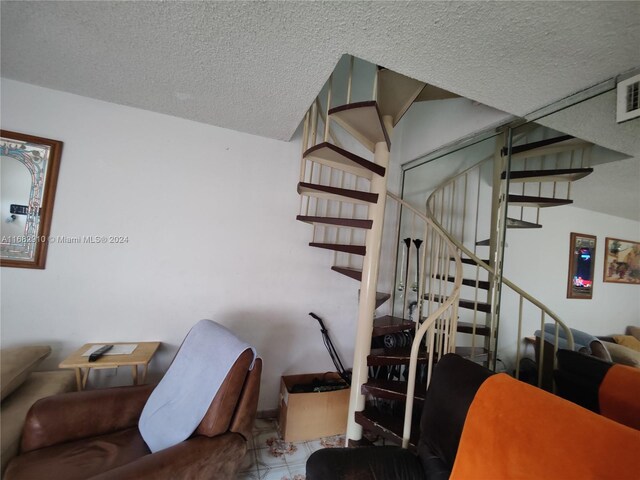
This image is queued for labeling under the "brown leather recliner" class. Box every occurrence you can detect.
[5,349,262,480]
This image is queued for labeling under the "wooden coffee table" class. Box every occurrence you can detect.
[59,342,161,391]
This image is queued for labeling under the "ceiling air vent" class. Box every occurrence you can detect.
[616,73,640,123]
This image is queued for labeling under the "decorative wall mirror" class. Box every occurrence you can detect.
[567,232,596,299]
[0,130,63,269]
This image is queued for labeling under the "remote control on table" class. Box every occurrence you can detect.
[89,345,114,362]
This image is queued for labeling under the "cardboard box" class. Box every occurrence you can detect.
[278,372,350,442]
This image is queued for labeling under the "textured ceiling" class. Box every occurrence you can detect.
[1,1,639,141]
[537,89,640,158]
[572,155,640,222]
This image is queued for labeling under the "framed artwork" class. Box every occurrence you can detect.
[603,237,640,284]
[0,130,63,269]
[567,233,596,299]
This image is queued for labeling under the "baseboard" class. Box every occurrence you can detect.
[257,408,278,419]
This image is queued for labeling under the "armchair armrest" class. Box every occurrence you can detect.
[90,432,247,480]
[21,384,155,452]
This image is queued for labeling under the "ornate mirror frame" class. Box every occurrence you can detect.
[0,130,63,269]
[566,232,597,299]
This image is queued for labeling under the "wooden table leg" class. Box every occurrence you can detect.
[81,369,90,389]
[74,368,82,391]
[131,365,138,385]
[141,364,149,384]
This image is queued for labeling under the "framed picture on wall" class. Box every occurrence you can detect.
[0,130,63,269]
[567,233,596,299]
[603,237,640,284]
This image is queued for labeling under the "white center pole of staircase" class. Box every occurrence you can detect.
[345,115,392,444]
[487,132,505,367]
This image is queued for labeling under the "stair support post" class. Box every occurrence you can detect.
[345,115,392,444]
[487,132,508,369]
[487,134,505,287]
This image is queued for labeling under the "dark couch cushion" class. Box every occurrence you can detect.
[417,442,452,480]
[417,354,494,475]
[306,446,424,480]
[554,349,613,413]
[304,354,495,480]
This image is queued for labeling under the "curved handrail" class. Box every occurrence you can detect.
[387,191,462,448]
[425,158,574,352]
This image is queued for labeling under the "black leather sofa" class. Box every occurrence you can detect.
[554,348,614,413]
[554,348,640,432]
[306,354,494,480]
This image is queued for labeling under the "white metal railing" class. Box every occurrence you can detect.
[507,130,592,227]
[298,57,594,449]
[425,154,496,357]
[298,57,463,447]
[298,56,376,264]
[386,192,462,448]
[425,129,577,389]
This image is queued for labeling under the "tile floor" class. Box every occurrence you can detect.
[237,417,348,480]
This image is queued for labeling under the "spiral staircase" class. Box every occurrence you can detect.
[296,58,589,447]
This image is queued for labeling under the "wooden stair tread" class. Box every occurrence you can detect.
[332,274,393,311]
[460,257,490,266]
[296,215,372,230]
[459,298,491,313]
[331,266,362,281]
[414,83,460,102]
[368,346,430,366]
[456,321,491,336]
[309,243,366,255]
[368,346,488,366]
[297,182,378,204]
[362,379,426,403]
[347,437,375,448]
[456,346,490,361]
[376,69,426,126]
[354,407,420,449]
[329,101,391,152]
[477,219,546,233]
[375,292,391,309]
[372,315,415,337]
[509,138,591,160]
[475,239,491,246]
[502,167,593,183]
[304,142,385,179]
[504,134,574,156]
[462,277,490,290]
[433,274,489,290]
[426,293,492,313]
[506,217,543,229]
[508,194,573,208]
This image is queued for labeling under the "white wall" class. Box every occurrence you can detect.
[393,99,511,167]
[499,205,640,368]
[0,79,361,411]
